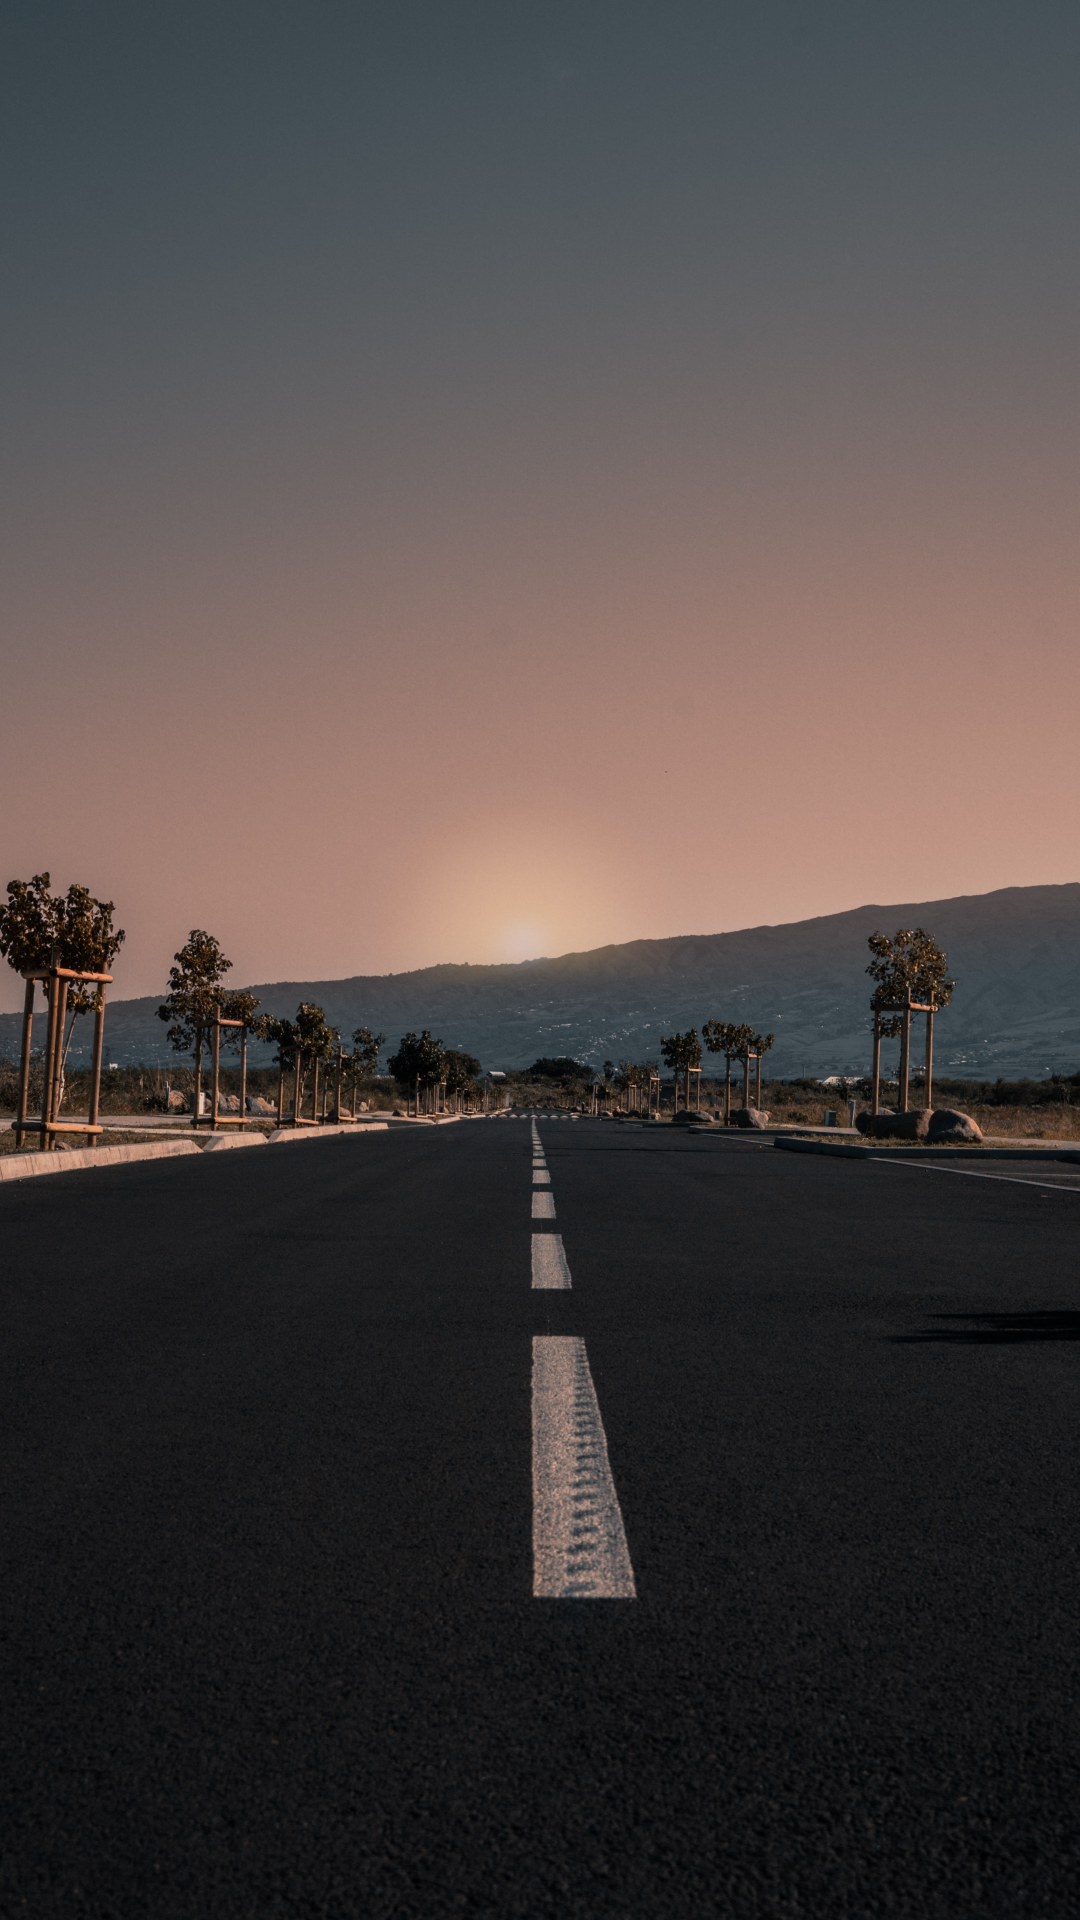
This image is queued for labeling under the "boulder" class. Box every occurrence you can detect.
[166,1089,186,1112]
[672,1109,711,1125]
[927,1108,983,1143]
[730,1107,770,1129]
[246,1095,275,1116]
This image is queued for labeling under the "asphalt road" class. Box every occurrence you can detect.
[4,1118,1080,1918]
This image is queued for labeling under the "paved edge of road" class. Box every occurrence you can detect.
[0,1118,446,1184]
[774,1136,1080,1164]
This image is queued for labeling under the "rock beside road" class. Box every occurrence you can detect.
[855,1107,982,1142]
[927,1108,984,1142]
[730,1108,770,1129]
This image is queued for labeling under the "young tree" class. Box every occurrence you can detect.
[866,928,955,1110]
[260,1014,300,1124]
[388,1030,446,1115]
[444,1048,481,1112]
[703,1019,745,1121]
[0,873,126,1113]
[293,1002,335,1119]
[348,1025,386,1115]
[660,1029,703,1112]
[157,931,232,1120]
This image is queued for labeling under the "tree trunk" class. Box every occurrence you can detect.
[898,1006,911,1113]
[871,1019,881,1116]
[924,1008,935,1111]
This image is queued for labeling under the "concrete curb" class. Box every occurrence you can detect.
[202,1131,270,1152]
[0,1139,204,1183]
[266,1124,389,1144]
[774,1136,1080,1164]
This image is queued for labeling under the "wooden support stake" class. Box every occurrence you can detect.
[15,978,35,1149]
[924,1007,935,1112]
[88,987,106,1143]
[210,1019,222,1130]
[41,970,60,1149]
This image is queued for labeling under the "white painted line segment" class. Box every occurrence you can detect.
[532,1337,636,1599]
[531,1234,572,1290]
[872,1158,1080,1194]
[533,1168,551,1185]
[531,1190,556,1219]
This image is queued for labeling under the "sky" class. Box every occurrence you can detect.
[2,0,1077,1008]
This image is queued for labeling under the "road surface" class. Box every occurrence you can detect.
[4,1118,1079,1916]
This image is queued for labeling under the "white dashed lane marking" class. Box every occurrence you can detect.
[532,1337,636,1599]
[532,1235,572,1290]
[531,1191,556,1219]
[533,1169,551,1185]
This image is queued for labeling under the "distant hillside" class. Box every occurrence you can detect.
[3,884,1078,1078]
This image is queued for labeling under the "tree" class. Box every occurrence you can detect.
[525,1056,588,1083]
[866,928,955,1111]
[260,1014,301,1124]
[702,1019,752,1121]
[388,1030,446,1114]
[0,873,126,1110]
[157,930,232,1120]
[660,1029,702,1112]
[294,1002,336,1118]
[444,1048,481,1111]
[347,1025,386,1116]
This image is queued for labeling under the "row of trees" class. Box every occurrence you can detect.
[659,1025,775,1116]
[1,876,958,1134]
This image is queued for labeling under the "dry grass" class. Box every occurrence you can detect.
[0,1126,167,1156]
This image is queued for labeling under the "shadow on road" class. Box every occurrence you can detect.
[896,1310,1080,1344]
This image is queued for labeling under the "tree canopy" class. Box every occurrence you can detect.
[702,1019,753,1062]
[0,872,125,1010]
[867,928,955,1016]
[157,930,233,1055]
[351,1026,386,1073]
[525,1056,588,1083]
[388,1030,446,1088]
[660,1029,702,1072]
